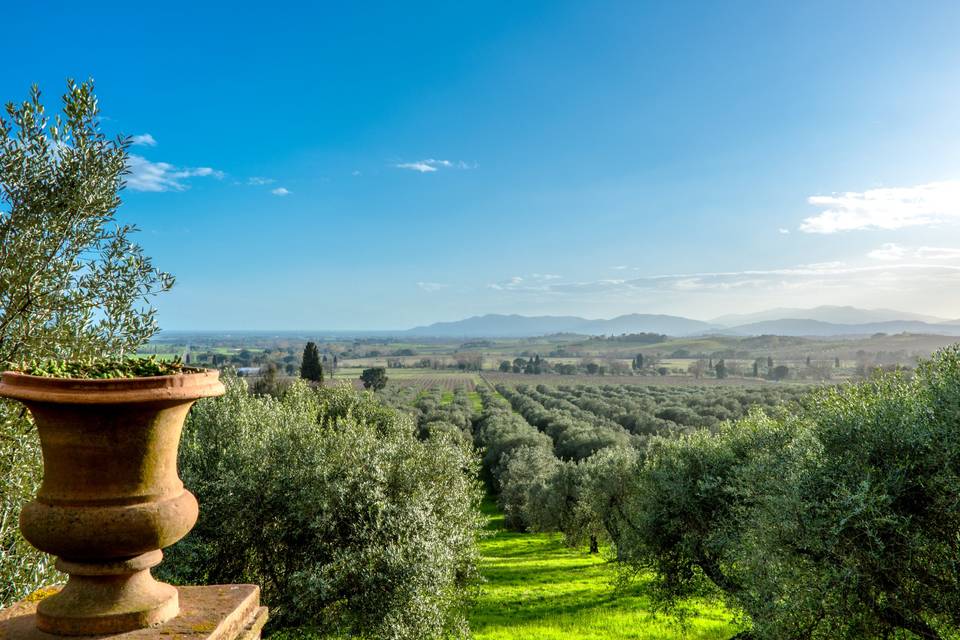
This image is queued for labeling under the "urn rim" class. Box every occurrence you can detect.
[0,369,225,404]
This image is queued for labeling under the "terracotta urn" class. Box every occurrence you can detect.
[0,370,225,636]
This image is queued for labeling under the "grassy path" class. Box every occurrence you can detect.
[469,501,739,640]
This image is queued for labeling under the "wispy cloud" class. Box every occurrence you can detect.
[868,242,960,261]
[488,274,563,291]
[126,155,224,192]
[417,282,449,292]
[396,161,442,173]
[130,133,157,147]
[915,247,960,260]
[394,158,475,173]
[248,176,275,186]
[800,180,960,233]
[778,228,790,235]
[271,187,291,196]
[485,262,960,298]
[867,243,907,261]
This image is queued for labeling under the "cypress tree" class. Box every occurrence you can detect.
[300,341,323,383]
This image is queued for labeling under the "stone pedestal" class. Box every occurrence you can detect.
[0,585,267,640]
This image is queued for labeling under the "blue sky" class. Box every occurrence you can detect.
[3,1,960,329]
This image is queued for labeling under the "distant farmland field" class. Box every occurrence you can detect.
[328,367,479,391]
[388,373,478,391]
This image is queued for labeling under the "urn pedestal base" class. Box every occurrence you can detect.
[35,551,178,636]
[0,585,267,640]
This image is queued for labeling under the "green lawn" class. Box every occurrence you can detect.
[468,391,483,413]
[470,502,739,640]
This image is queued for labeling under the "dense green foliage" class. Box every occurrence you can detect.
[0,409,48,606]
[616,350,960,639]
[475,365,960,638]
[8,356,197,378]
[0,81,171,606]
[161,377,484,640]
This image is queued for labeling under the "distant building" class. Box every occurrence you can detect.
[236,367,262,377]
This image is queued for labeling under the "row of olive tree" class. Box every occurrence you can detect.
[536,383,809,432]
[472,387,554,528]
[496,384,636,460]
[378,385,477,445]
[502,349,960,639]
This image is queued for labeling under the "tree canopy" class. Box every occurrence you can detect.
[0,80,172,364]
[360,366,387,391]
[300,341,323,382]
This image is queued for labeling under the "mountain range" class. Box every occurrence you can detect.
[405,306,960,338]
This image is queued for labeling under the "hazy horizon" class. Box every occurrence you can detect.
[149,304,956,334]
[5,2,960,330]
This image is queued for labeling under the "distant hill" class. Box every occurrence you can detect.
[722,318,960,337]
[712,305,947,327]
[404,307,960,339]
[579,314,715,336]
[405,313,714,338]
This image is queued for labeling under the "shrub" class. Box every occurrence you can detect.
[160,378,484,640]
[0,406,54,605]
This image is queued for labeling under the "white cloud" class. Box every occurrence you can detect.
[800,180,960,233]
[778,228,790,235]
[271,187,291,196]
[394,158,474,173]
[417,282,448,292]
[868,242,960,261]
[488,274,563,290]
[396,162,437,173]
[918,246,960,260]
[867,243,908,261]
[126,155,224,192]
[248,176,275,186]
[130,133,157,147]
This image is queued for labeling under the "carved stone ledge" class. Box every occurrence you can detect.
[0,585,267,640]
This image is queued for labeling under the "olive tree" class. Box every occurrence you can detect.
[620,347,960,639]
[161,378,484,639]
[733,353,960,639]
[0,80,172,606]
[497,445,560,531]
[0,80,172,363]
